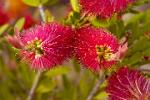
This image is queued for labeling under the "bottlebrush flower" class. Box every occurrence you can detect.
[0,9,9,26]
[74,26,119,72]
[7,23,74,70]
[23,14,37,29]
[79,0,114,18]
[106,67,150,100]
[79,0,134,18]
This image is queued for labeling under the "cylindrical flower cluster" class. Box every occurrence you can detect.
[79,0,134,18]
[8,23,74,70]
[74,26,119,72]
[107,67,150,100]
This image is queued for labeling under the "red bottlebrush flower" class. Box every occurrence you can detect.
[79,0,134,18]
[79,0,114,18]
[75,26,119,72]
[23,14,37,29]
[8,23,73,70]
[106,67,150,100]
[0,9,9,26]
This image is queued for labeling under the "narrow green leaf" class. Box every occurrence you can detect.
[129,36,150,53]
[45,66,70,77]
[45,10,54,22]
[22,0,48,7]
[94,91,108,100]
[91,18,110,28]
[70,0,80,12]
[143,48,150,56]
[14,17,25,31]
[37,79,56,93]
[123,13,143,25]
[124,52,142,65]
[0,24,9,35]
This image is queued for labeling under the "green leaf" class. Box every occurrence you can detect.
[45,66,70,77]
[70,0,80,12]
[123,52,142,65]
[94,91,108,100]
[124,13,143,25]
[91,17,110,28]
[72,58,81,72]
[45,10,54,22]
[14,17,25,31]
[0,24,9,35]
[129,52,142,65]
[143,48,150,56]
[22,0,48,7]
[129,36,150,53]
[94,80,108,100]
[37,79,56,93]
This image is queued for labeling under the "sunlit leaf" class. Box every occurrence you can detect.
[129,36,150,53]
[94,91,108,100]
[70,0,80,12]
[0,24,9,35]
[37,79,56,93]
[45,66,70,77]
[14,17,25,31]
[91,17,110,28]
[45,10,54,22]
[143,48,150,56]
[23,0,48,7]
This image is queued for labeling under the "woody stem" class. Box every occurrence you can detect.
[86,70,105,100]
[27,70,42,100]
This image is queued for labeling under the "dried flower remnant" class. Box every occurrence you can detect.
[112,41,128,61]
[75,26,119,72]
[107,67,150,100]
[7,23,73,70]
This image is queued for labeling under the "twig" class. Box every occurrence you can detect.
[86,70,105,100]
[38,5,46,22]
[27,70,42,100]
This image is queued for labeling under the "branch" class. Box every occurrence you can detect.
[86,71,105,100]
[38,5,46,22]
[27,70,42,100]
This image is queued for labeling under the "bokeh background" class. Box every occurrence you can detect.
[0,0,150,100]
